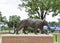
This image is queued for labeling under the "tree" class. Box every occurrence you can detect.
[0,12,8,31]
[0,12,3,22]
[8,15,21,29]
[8,15,21,33]
[18,0,60,33]
[19,0,60,20]
[49,22,57,26]
[0,12,7,23]
[57,18,60,26]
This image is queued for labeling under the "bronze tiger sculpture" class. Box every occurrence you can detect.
[14,18,50,34]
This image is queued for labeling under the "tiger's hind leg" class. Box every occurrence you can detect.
[23,26,29,34]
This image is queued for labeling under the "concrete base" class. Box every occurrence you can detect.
[2,34,53,43]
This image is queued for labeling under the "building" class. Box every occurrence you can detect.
[43,26,60,33]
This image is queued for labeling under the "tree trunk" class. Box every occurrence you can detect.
[37,11,41,19]
[41,10,44,20]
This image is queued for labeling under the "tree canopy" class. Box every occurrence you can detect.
[0,12,7,23]
[8,15,21,29]
[57,18,60,26]
[19,0,60,20]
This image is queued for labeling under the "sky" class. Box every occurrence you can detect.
[0,0,60,22]
[0,0,28,20]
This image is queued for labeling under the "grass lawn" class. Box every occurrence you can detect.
[53,33,60,43]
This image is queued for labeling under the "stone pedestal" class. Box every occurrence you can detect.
[2,34,53,43]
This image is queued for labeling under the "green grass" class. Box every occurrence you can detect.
[53,33,60,43]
